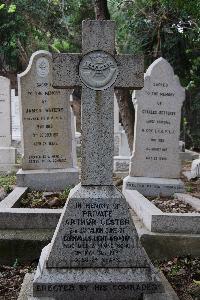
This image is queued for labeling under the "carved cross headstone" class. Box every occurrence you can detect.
[52,20,143,185]
[32,20,163,300]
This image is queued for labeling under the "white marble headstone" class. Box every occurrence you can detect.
[18,50,76,170]
[0,76,11,147]
[130,58,185,179]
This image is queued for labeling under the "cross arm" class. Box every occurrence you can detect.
[52,53,82,89]
[115,54,144,89]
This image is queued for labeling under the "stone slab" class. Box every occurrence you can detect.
[133,211,200,259]
[124,189,200,234]
[123,175,185,196]
[0,229,52,265]
[0,186,28,208]
[16,168,79,191]
[19,271,178,300]
[175,193,200,212]
[0,207,61,229]
[32,244,163,300]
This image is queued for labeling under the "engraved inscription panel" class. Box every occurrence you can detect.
[47,196,147,268]
[79,51,118,90]
[131,58,185,178]
[19,53,73,170]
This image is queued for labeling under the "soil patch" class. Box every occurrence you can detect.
[0,261,36,300]
[20,189,71,209]
[156,256,200,300]
[148,195,197,213]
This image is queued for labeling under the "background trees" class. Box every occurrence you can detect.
[0,0,199,149]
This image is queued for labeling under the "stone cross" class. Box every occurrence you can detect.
[32,20,164,300]
[52,20,143,185]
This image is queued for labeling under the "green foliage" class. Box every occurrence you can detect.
[0,175,16,192]
[0,0,94,71]
[109,0,200,149]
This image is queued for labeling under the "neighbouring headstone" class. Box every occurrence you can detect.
[123,57,185,196]
[191,158,200,178]
[31,20,163,300]
[114,128,131,174]
[16,50,79,191]
[0,76,17,173]
[11,89,21,141]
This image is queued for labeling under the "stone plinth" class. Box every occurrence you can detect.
[32,184,163,299]
[17,168,79,191]
[123,176,185,197]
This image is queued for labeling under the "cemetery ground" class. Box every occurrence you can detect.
[0,160,199,299]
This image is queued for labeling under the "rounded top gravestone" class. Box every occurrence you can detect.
[18,50,76,170]
[130,57,185,179]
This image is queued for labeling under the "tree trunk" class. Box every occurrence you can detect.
[93,0,110,20]
[115,89,135,152]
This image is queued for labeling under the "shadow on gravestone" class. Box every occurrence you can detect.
[123,57,185,197]
[30,21,164,300]
[16,50,79,191]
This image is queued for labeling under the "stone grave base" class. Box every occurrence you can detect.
[27,244,163,300]
[123,176,185,197]
[114,155,130,174]
[16,168,79,191]
[123,189,200,234]
[0,147,17,174]
[18,261,179,300]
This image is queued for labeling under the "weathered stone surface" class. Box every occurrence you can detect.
[18,50,77,171]
[0,76,17,173]
[17,168,79,191]
[174,193,200,212]
[0,76,11,147]
[130,57,185,179]
[124,189,200,234]
[46,184,149,268]
[81,87,114,185]
[33,245,163,300]
[123,176,185,197]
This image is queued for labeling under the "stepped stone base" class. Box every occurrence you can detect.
[29,184,164,299]
[123,176,185,196]
[16,168,79,191]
